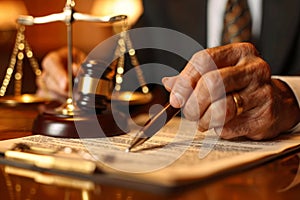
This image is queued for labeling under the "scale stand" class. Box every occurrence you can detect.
[16,0,149,138]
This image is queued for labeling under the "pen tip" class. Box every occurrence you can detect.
[125,148,130,153]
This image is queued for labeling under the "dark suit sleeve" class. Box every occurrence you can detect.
[259,0,300,75]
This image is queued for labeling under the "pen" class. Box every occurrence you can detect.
[5,150,96,174]
[3,143,96,174]
[126,103,180,152]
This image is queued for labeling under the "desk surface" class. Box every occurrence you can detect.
[0,104,300,200]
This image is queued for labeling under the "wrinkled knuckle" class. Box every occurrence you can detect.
[201,71,219,93]
[183,105,200,121]
[238,42,258,57]
[242,42,256,52]
[172,78,194,101]
[181,74,197,89]
[189,52,202,69]
[211,103,226,126]
[196,78,211,103]
[197,77,207,90]
[250,58,271,82]
[260,60,271,79]
[192,50,206,61]
[190,50,212,74]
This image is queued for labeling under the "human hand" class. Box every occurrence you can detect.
[162,43,300,140]
[36,47,86,101]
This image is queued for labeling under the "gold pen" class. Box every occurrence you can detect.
[4,143,96,174]
[5,150,96,174]
[126,103,180,152]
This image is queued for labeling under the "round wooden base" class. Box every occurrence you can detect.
[32,109,129,138]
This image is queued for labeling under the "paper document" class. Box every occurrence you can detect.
[1,115,300,186]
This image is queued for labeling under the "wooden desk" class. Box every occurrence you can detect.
[0,104,300,199]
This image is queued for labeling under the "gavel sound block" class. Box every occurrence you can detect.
[32,60,129,138]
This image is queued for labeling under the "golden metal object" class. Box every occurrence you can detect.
[16,0,131,115]
[110,91,152,105]
[232,92,244,116]
[0,25,46,105]
[114,19,149,94]
[5,150,96,174]
[5,166,95,191]
[111,18,151,104]
[0,94,49,106]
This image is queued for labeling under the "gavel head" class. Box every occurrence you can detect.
[75,59,116,112]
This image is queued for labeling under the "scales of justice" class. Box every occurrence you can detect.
[2,0,152,138]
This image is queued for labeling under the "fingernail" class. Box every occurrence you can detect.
[171,92,185,108]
